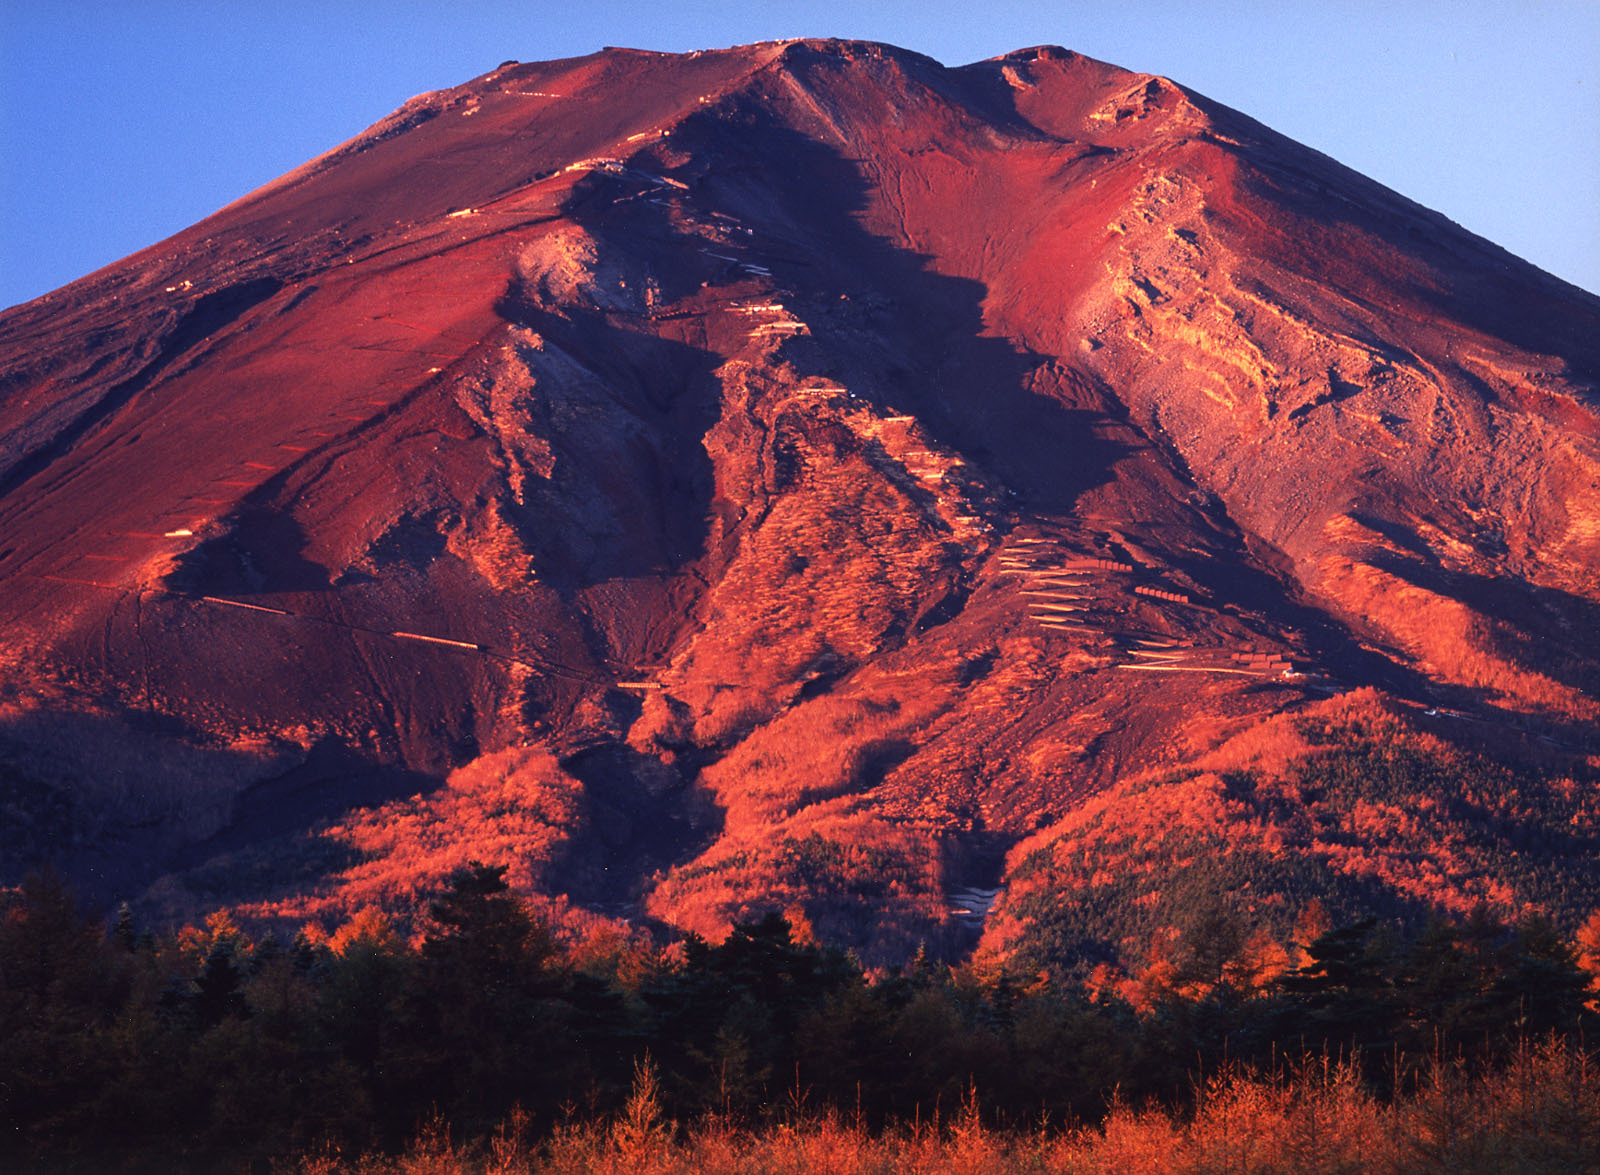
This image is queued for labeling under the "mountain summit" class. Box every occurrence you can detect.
[2,40,1596,963]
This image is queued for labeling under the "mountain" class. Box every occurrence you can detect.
[1,39,1596,967]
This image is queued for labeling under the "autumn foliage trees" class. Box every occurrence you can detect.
[2,865,1598,1170]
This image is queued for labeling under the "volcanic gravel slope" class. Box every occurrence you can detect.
[1,40,1596,959]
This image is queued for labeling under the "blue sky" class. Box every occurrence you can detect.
[2,1,1597,309]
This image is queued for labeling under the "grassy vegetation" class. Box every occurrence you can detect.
[63,682,1590,996]
[647,824,947,962]
[1315,541,1595,720]
[988,690,1600,984]
[240,747,588,926]
[641,652,972,962]
[281,1040,1600,1174]
[93,684,1598,986]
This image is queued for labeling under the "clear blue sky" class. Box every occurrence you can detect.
[2,1,1597,310]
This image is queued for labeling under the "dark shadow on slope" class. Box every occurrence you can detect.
[124,743,447,927]
[1287,368,1366,422]
[554,740,723,916]
[1363,546,1600,738]
[162,504,331,595]
[0,703,439,916]
[1154,510,1446,705]
[1348,510,1449,562]
[493,289,723,594]
[164,739,441,873]
[658,85,1136,517]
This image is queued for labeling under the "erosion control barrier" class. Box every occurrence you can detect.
[1133,585,1189,603]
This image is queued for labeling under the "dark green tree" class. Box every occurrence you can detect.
[1277,917,1400,1059]
[645,913,859,1118]
[110,902,138,953]
[389,862,575,1137]
[0,871,128,1152]
[1488,914,1592,1038]
[191,940,249,1030]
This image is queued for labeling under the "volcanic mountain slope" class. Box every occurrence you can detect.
[1,40,1597,963]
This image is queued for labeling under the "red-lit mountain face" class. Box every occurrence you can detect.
[1,41,1596,964]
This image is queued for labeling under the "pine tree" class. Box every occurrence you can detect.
[398,862,567,1135]
[191,939,248,1029]
[0,871,124,1145]
[1278,917,1398,1057]
[111,902,137,953]
[1489,915,1591,1037]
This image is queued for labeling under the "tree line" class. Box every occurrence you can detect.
[2,862,1596,1171]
